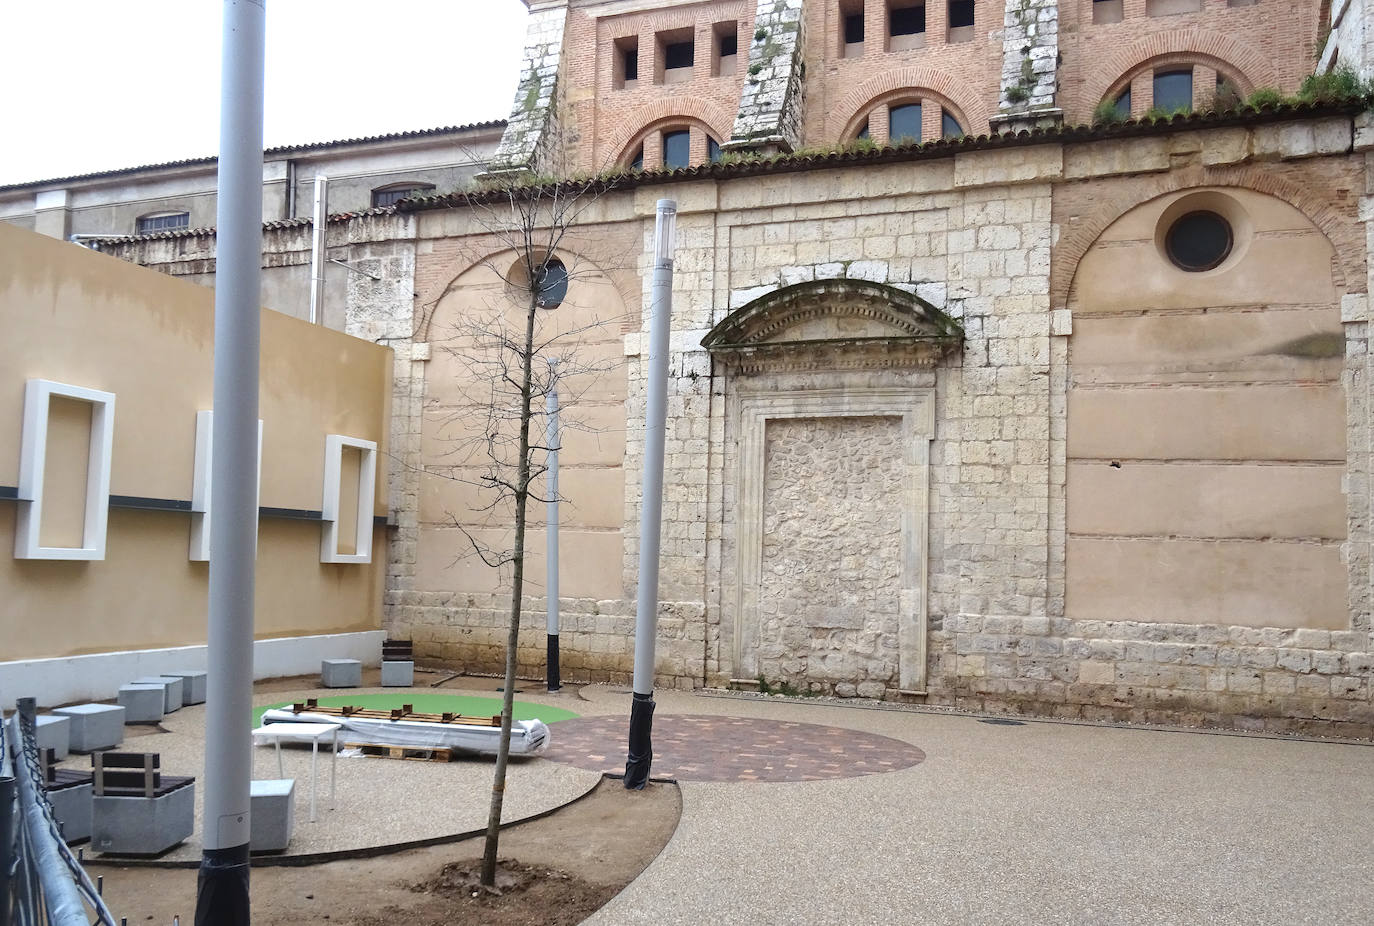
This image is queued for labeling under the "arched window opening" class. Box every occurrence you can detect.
[663,130,691,169]
[856,119,871,140]
[889,103,922,144]
[1113,88,1131,118]
[621,122,726,170]
[1152,69,1193,113]
[941,112,963,139]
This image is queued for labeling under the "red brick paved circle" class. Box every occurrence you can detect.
[542,714,925,782]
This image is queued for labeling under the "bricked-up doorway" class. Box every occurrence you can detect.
[703,280,962,696]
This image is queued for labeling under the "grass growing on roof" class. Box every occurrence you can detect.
[252,693,579,728]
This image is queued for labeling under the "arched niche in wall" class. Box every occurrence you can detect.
[1063,186,1350,631]
[703,279,963,696]
[416,247,631,603]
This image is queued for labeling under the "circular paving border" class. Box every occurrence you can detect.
[542,714,925,782]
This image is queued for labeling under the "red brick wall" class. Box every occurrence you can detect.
[1059,0,1324,122]
[565,0,755,172]
[553,0,1325,151]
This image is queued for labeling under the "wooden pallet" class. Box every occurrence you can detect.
[345,741,453,762]
[290,699,500,727]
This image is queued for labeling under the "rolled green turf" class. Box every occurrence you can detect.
[252,693,579,728]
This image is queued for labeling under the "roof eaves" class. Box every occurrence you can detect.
[82,205,401,246]
[398,99,1369,214]
[0,119,508,193]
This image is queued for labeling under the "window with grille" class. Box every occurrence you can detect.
[135,212,189,235]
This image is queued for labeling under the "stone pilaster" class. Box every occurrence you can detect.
[725,0,805,155]
[991,0,1063,135]
[482,0,569,179]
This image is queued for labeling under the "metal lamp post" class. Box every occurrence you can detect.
[196,1,264,922]
[546,357,561,693]
[624,199,676,790]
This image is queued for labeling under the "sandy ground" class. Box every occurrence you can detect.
[95,777,681,925]
[59,673,601,861]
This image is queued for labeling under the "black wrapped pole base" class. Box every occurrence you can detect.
[623,692,656,789]
[547,634,561,692]
[196,843,250,925]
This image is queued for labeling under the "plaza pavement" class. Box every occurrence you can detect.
[575,686,1374,926]
[67,675,1373,924]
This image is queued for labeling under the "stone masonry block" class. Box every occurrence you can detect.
[381,660,414,687]
[322,659,362,688]
[47,782,92,844]
[35,715,72,760]
[53,704,125,752]
[118,685,166,724]
[168,671,207,705]
[92,783,195,856]
[250,779,296,852]
[131,677,182,714]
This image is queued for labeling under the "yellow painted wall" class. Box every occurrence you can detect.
[0,222,391,660]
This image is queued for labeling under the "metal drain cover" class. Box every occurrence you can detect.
[978,717,1026,726]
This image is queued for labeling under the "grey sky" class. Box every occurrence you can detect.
[0,0,528,185]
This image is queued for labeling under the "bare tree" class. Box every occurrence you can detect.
[421,171,625,887]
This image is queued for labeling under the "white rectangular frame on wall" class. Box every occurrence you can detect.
[15,378,117,560]
[189,410,264,562]
[321,434,377,564]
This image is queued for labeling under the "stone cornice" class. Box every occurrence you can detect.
[702,278,964,372]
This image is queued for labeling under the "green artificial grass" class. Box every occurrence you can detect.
[252,692,579,728]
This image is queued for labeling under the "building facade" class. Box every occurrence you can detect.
[35,0,1374,736]
[0,122,503,327]
[0,223,391,707]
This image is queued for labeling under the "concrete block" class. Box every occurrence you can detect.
[168,670,207,705]
[35,715,72,760]
[381,660,414,687]
[53,704,125,752]
[118,685,166,724]
[91,783,194,855]
[321,659,362,688]
[130,677,183,714]
[46,781,92,843]
[250,779,296,852]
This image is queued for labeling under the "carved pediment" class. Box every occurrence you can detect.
[702,279,963,372]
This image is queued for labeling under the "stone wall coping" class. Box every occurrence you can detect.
[398,102,1368,216]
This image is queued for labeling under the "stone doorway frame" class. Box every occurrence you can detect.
[732,385,935,693]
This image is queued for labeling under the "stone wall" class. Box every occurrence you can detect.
[103,112,1374,737]
[995,0,1061,130]
[728,0,806,152]
[756,415,906,695]
[486,0,569,175]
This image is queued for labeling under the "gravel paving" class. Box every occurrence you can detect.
[60,679,1374,924]
[577,688,1374,926]
[60,684,600,863]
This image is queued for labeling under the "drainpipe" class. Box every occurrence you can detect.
[309,175,328,325]
[284,159,296,220]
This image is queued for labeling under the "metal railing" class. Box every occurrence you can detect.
[2,699,117,925]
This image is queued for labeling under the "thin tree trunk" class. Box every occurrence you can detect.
[481,295,539,887]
